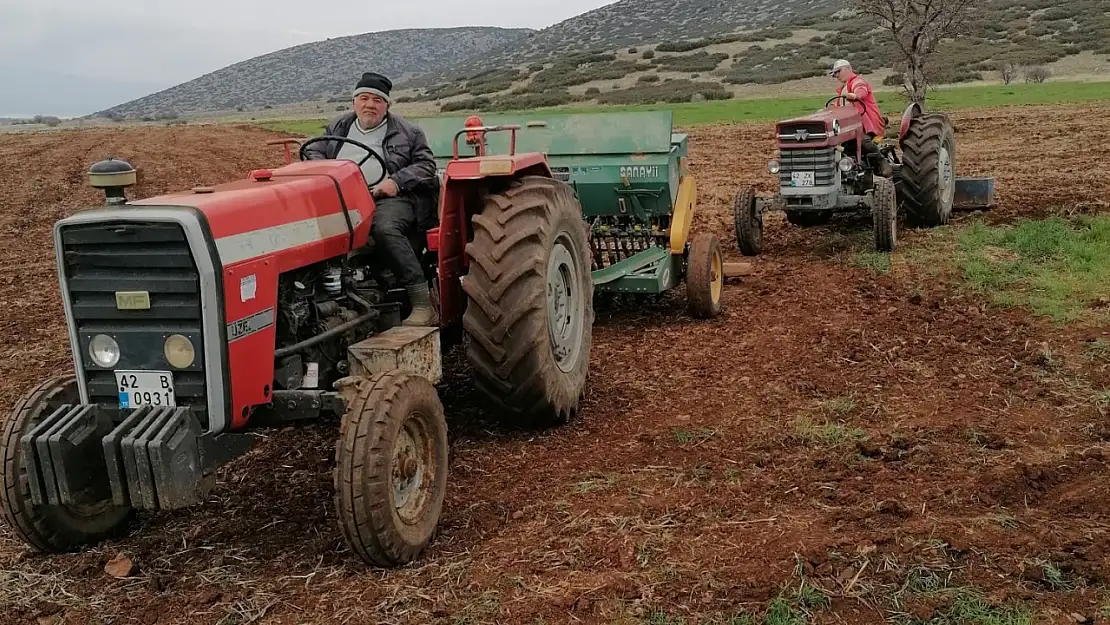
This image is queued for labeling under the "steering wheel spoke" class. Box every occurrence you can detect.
[297,135,389,187]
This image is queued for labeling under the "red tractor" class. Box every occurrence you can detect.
[0,121,593,567]
[733,99,989,253]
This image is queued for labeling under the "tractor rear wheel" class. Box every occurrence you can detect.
[334,372,448,567]
[898,112,956,227]
[733,185,762,256]
[463,175,594,429]
[1,375,133,553]
[686,232,724,319]
[872,177,898,252]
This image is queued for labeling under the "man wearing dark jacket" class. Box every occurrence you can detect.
[304,71,440,326]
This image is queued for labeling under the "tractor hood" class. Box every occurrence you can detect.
[121,159,376,270]
[775,107,863,148]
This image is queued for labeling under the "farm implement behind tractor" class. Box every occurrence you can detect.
[419,110,725,319]
[733,99,995,253]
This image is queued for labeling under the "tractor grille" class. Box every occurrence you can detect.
[59,222,207,421]
[778,147,836,188]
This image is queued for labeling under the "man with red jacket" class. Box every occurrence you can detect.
[830,59,892,177]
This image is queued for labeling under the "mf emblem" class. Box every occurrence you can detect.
[794,129,809,141]
[115,291,150,310]
[832,119,841,136]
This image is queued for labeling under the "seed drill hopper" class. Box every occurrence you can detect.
[420,110,725,318]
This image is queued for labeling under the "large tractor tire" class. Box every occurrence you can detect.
[463,175,594,429]
[872,177,898,252]
[898,112,956,227]
[686,232,724,319]
[334,372,448,567]
[733,185,763,256]
[1,375,133,553]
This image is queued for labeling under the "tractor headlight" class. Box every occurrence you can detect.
[89,334,121,368]
[839,157,854,172]
[164,334,196,369]
[768,160,781,174]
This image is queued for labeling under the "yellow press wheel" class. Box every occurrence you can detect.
[685,232,723,319]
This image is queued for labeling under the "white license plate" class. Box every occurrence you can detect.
[791,171,815,187]
[115,371,176,408]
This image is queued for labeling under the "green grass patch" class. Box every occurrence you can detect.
[952,215,1110,324]
[253,80,1110,135]
[853,251,892,274]
[257,119,328,136]
[794,418,867,447]
[904,589,1033,625]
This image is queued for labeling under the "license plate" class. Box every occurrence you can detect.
[791,171,815,187]
[115,371,176,408]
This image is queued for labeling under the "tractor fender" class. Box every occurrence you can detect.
[899,101,923,142]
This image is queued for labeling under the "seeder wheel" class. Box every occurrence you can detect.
[686,232,724,319]
[333,372,448,567]
[733,185,762,256]
[0,375,133,553]
[872,177,898,252]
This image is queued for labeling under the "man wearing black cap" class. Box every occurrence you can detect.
[304,71,440,326]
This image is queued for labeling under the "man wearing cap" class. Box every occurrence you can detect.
[829,59,891,177]
[304,72,440,326]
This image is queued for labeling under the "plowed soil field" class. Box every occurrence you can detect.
[2,104,1110,625]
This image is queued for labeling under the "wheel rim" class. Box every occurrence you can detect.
[710,248,723,304]
[546,232,584,373]
[392,413,434,525]
[939,143,954,207]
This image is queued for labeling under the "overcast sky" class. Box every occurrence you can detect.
[0,0,617,117]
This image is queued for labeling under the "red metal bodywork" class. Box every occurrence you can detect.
[774,106,866,161]
[131,159,375,429]
[126,135,553,430]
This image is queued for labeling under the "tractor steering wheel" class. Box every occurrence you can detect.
[298,135,388,187]
[825,95,849,109]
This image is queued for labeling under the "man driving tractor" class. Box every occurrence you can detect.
[304,71,440,326]
[830,59,893,177]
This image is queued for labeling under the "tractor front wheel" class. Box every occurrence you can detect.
[733,185,762,256]
[334,372,448,567]
[872,177,898,252]
[463,175,594,429]
[0,375,133,553]
[686,233,724,319]
[898,112,956,227]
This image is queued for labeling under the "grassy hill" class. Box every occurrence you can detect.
[96,0,1110,120]
[402,0,1110,114]
[96,27,532,119]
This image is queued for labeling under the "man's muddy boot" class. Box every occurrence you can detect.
[403,283,439,326]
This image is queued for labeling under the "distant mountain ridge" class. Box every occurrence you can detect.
[99,27,532,118]
[412,0,832,85]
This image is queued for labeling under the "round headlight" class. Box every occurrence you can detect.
[164,334,196,369]
[839,157,854,172]
[89,334,120,368]
[768,160,781,174]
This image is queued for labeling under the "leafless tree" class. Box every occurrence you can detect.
[850,0,977,103]
[1024,65,1051,83]
[998,62,1017,85]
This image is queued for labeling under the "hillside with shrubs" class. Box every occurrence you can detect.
[90,0,1109,118]
[406,0,1110,113]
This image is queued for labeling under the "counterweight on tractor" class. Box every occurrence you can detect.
[0,123,593,566]
[733,99,994,253]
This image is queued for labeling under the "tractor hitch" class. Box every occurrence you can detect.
[21,404,255,512]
